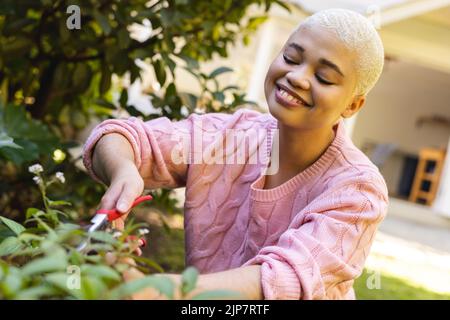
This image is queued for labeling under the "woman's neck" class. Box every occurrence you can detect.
[274,122,336,175]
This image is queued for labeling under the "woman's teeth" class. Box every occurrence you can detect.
[279,88,301,104]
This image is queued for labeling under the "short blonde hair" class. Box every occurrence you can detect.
[297,8,385,96]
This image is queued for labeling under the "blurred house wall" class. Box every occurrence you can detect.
[352,60,450,194]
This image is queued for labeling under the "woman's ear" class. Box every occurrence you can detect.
[342,95,366,118]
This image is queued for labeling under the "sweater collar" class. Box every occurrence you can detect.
[250,118,348,202]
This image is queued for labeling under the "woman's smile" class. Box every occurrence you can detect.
[275,83,312,109]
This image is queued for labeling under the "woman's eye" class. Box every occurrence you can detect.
[316,75,333,85]
[283,55,296,65]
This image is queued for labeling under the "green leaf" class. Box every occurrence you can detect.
[69,249,84,265]
[1,37,31,56]
[3,18,35,34]
[119,89,128,108]
[222,85,239,91]
[274,0,292,13]
[93,98,117,110]
[89,231,117,245]
[72,63,92,93]
[130,255,164,273]
[209,66,233,79]
[136,9,156,20]
[47,200,72,207]
[99,63,112,95]
[0,237,22,256]
[45,272,84,299]
[247,16,268,30]
[21,250,68,276]
[110,50,129,75]
[161,53,176,75]
[165,83,177,99]
[0,139,39,164]
[1,267,23,297]
[160,10,174,28]
[25,208,45,220]
[93,11,111,35]
[80,275,108,299]
[59,19,71,43]
[117,28,131,49]
[0,216,25,235]
[125,105,144,117]
[179,92,197,111]
[14,285,60,300]
[179,54,199,69]
[213,91,225,103]
[18,233,44,243]
[53,63,70,89]
[0,132,22,150]
[181,266,198,295]
[0,224,15,242]
[81,265,120,281]
[153,59,166,87]
[0,104,58,164]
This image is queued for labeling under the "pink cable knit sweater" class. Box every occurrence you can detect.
[82,108,389,300]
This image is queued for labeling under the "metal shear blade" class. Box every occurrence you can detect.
[76,195,153,252]
[76,213,109,252]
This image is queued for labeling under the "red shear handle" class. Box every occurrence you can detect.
[96,195,153,222]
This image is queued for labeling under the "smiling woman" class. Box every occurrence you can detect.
[82,8,388,300]
[265,8,384,132]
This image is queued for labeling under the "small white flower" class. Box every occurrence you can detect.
[112,231,123,238]
[138,228,150,236]
[55,172,65,184]
[33,176,42,185]
[28,164,43,174]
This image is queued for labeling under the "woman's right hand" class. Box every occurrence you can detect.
[98,160,145,231]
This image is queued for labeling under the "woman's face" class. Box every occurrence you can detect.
[264,25,365,130]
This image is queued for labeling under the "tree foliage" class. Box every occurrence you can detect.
[0,0,289,218]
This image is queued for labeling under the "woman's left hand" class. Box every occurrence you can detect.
[121,257,169,300]
[109,251,182,300]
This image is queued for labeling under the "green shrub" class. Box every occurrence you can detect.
[0,164,238,299]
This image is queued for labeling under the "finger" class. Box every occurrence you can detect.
[122,258,142,282]
[115,187,140,214]
[110,184,128,230]
[112,216,127,231]
[99,182,124,211]
[124,235,144,255]
[120,256,137,267]
[105,252,117,265]
[135,248,142,256]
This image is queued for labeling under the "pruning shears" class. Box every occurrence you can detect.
[76,194,153,252]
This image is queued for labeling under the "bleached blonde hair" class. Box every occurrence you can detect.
[296,8,385,96]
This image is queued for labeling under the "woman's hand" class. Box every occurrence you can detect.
[122,260,181,300]
[109,252,181,300]
[98,160,144,231]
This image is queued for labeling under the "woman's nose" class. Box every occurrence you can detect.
[286,68,311,91]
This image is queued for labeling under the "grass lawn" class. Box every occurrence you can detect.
[142,219,450,300]
[354,269,450,300]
